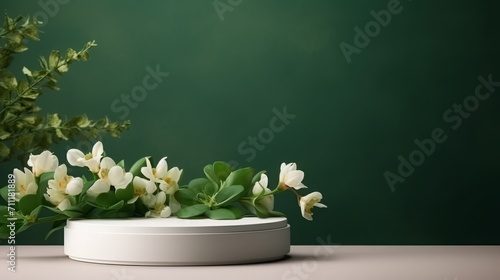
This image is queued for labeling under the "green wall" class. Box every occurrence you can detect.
[1,0,499,245]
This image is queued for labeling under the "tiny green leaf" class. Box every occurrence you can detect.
[48,50,60,68]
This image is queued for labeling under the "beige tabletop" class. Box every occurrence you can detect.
[1,246,499,280]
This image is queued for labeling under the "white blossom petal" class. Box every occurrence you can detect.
[66,177,83,196]
[252,174,269,196]
[87,179,110,196]
[92,141,104,159]
[155,157,168,179]
[299,192,326,221]
[160,206,172,218]
[141,158,155,180]
[67,149,86,167]
[279,162,308,190]
[57,198,71,211]
[28,150,59,177]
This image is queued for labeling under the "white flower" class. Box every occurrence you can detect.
[27,150,59,177]
[44,189,71,211]
[252,174,274,212]
[299,192,327,221]
[48,164,84,195]
[45,164,83,211]
[66,141,104,173]
[13,168,38,201]
[142,157,182,195]
[145,191,172,218]
[87,157,133,197]
[279,162,307,190]
[128,176,156,204]
[98,157,133,189]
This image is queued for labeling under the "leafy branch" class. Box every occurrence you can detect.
[0,15,130,164]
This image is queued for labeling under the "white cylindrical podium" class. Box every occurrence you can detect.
[64,217,290,265]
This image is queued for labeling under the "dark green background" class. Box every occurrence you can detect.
[1,0,499,245]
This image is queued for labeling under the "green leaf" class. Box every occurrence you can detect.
[95,192,119,209]
[45,219,66,240]
[241,201,272,218]
[18,194,40,215]
[48,50,60,68]
[174,188,198,206]
[214,185,244,207]
[46,114,62,127]
[78,180,94,201]
[115,182,134,202]
[0,205,9,224]
[0,143,10,158]
[0,225,9,239]
[203,164,219,187]
[39,56,48,70]
[129,157,148,177]
[0,186,9,202]
[61,209,83,219]
[203,180,218,197]
[254,203,271,218]
[29,205,42,219]
[188,178,210,191]
[115,203,135,217]
[0,127,11,140]
[108,200,125,211]
[205,206,244,220]
[223,167,253,192]
[38,171,54,200]
[188,177,217,196]
[13,133,35,150]
[175,204,209,218]
[67,195,77,206]
[268,210,286,217]
[66,48,77,60]
[116,159,125,169]
[213,161,232,182]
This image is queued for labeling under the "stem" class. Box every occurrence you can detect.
[0,42,95,117]
[0,69,54,116]
[35,214,68,224]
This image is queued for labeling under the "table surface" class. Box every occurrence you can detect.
[1,246,499,280]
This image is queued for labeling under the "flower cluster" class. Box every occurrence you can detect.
[0,142,327,239]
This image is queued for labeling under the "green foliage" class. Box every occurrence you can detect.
[0,15,130,164]
[175,161,272,219]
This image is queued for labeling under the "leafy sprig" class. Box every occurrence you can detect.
[0,14,130,164]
